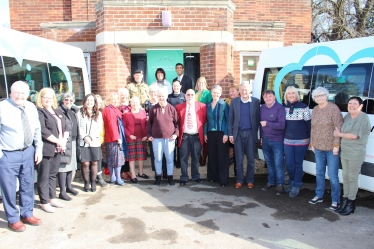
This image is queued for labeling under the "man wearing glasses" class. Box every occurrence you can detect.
[176,89,206,186]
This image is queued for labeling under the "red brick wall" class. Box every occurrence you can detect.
[96,44,131,99]
[71,0,96,21]
[41,28,96,42]
[233,0,311,45]
[89,51,98,94]
[96,6,234,33]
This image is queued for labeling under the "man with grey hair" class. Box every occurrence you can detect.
[0,81,43,232]
[228,82,260,189]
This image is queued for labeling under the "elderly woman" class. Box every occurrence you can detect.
[310,87,343,210]
[102,93,128,186]
[123,97,148,183]
[204,85,230,187]
[195,77,212,166]
[333,97,371,215]
[37,88,68,213]
[283,86,311,198]
[147,88,179,186]
[167,79,186,169]
[78,94,103,192]
[126,69,150,107]
[57,92,79,201]
[151,68,172,94]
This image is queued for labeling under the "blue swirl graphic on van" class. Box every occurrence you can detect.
[274,46,374,102]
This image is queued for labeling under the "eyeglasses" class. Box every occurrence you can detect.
[42,96,53,100]
[64,98,74,103]
[186,94,194,96]
[314,94,326,98]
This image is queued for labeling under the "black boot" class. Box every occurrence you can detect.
[168,176,175,186]
[66,171,79,196]
[339,200,355,216]
[335,197,348,213]
[154,175,161,186]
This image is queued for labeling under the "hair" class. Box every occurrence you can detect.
[148,84,159,93]
[172,79,181,85]
[105,92,119,106]
[118,87,129,96]
[81,93,99,121]
[11,81,30,96]
[195,77,209,90]
[60,92,75,104]
[155,68,166,80]
[229,84,240,92]
[262,89,275,96]
[283,86,300,105]
[36,88,58,109]
[211,84,222,93]
[157,87,169,98]
[312,86,329,101]
[175,63,184,68]
[348,96,363,105]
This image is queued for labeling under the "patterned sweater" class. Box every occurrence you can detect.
[284,101,311,146]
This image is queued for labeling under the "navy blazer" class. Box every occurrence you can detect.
[173,74,193,94]
[228,97,260,143]
[38,107,67,157]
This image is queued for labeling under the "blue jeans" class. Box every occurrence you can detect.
[314,149,341,203]
[284,144,308,188]
[262,137,284,185]
[152,138,175,176]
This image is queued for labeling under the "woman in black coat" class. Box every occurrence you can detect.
[57,92,80,200]
[36,88,68,213]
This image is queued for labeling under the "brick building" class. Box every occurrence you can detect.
[8,0,312,98]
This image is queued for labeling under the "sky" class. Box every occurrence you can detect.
[0,0,10,28]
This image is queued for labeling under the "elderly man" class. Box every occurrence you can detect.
[259,90,286,195]
[228,82,260,189]
[126,69,150,107]
[0,81,43,232]
[176,89,206,186]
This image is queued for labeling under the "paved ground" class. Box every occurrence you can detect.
[1,159,374,249]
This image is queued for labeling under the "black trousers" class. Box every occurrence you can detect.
[37,153,61,204]
[174,140,181,168]
[207,131,229,185]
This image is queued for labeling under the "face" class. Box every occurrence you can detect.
[347,99,362,115]
[85,96,95,109]
[314,93,327,105]
[176,65,184,76]
[10,86,29,106]
[158,93,167,106]
[149,89,158,100]
[134,73,143,84]
[286,90,297,103]
[197,80,206,91]
[186,90,195,104]
[110,96,120,107]
[41,92,54,108]
[172,82,181,93]
[263,93,276,106]
[211,88,221,100]
[239,85,252,99]
[63,96,75,109]
[130,98,140,109]
[119,93,129,103]
[156,71,164,81]
[229,88,239,99]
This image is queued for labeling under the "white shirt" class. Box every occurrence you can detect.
[240,96,252,103]
[183,103,198,134]
[178,74,184,82]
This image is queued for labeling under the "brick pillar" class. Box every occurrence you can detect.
[200,43,234,98]
[96,44,131,100]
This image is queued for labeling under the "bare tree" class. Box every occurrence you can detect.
[312,0,374,41]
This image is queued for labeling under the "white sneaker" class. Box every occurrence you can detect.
[50,199,64,208]
[41,203,55,213]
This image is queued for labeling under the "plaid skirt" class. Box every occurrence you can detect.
[126,138,147,161]
[106,142,125,168]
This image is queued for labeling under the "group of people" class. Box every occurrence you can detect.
[0,63,371,233]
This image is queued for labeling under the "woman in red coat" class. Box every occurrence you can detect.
[123,96,148,183]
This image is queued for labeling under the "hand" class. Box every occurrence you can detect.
[260,121,267,127]
[310,145,314,152]
[333,146,339,155]
[229,136,234,144]
[117,139,122,144]
[204,135,208,143]
[35,153,42,165]
[130,135,137,140]
[170,134,177,140]
[222,135,228,143]
[333,127,341,137]
[142,136,148,142]
[58,138,67,148]
[83,136,91,144]
[146,116,149,121]
[148,136,154,141]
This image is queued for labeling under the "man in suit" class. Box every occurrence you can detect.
[173,63,193,93]
[176,89,206,185]
[228,82,260,189]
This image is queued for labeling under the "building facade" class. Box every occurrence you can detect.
[9,0,312,98]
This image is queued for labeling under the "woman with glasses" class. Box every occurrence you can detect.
[283,86,311,198]
[309,86,343,210]
[36,88,68,213]
[57,93,79,201]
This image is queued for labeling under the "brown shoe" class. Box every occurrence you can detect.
[235,182,242,189]
[21,216,42,226]
[8,221,26,232]
[247,183,254,189]
[276,185,284,196]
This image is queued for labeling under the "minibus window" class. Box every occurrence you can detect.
[0,56,7,99]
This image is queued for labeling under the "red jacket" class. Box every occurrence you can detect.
[102,105,122,143]
[176,102,206,147]
[122,109,147,139]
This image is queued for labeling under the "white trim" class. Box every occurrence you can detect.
[234,40,284,51]
[131,47,200,54]
[83,53,91,89]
